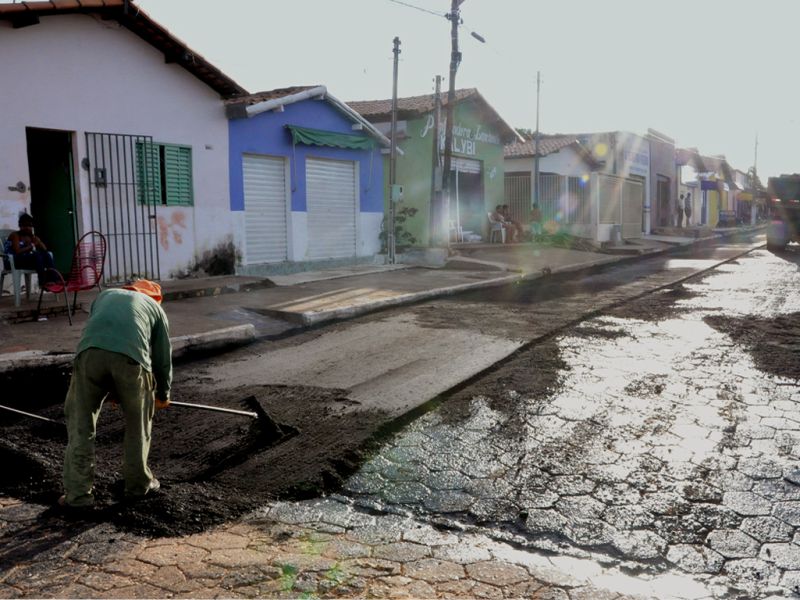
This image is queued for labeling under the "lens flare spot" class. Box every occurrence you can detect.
[544,220,560,234]
[581,173,590,184]
[594,143,608,158]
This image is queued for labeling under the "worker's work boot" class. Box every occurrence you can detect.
[57,494,94,513]
[125,477,160,499]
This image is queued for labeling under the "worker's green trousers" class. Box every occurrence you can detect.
[63,348,156,506]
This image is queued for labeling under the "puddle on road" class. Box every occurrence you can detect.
[342,249,800,598]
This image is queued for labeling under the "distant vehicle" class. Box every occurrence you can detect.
[766,174,800,251]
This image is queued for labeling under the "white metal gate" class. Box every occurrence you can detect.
[243,154,288,264]
[504,173,531,225]
[306,157,357,259]
[622,178,643,239]
[539,173,563,223]
[597,173,643,239]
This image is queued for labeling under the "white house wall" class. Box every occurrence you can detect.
[504,147,593,178]
[0,14,232,279]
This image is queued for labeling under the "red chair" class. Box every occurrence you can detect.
[37,231,107,325]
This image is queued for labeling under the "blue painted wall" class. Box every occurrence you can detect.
[229,99,383,213]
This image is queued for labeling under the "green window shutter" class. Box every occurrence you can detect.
[163,144,193,206]
[136,141,162,205]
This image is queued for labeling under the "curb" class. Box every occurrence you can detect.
[162,280,273,302]
[261,228,765,327]
[0,324,257,373]
[263,254,628,326]
[171,324,256,359]
[262,273,525,326]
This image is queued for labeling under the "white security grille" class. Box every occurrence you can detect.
[504,173,531,225]
[597,173,643,239]
[567,176,592,225]
[622,178,643,239]
[538,173,563,223]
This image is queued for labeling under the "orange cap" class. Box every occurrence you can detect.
[122,279,163,304]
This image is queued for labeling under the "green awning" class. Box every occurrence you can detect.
[286,125,375,150]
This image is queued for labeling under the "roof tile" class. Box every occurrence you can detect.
[504,135,580,158]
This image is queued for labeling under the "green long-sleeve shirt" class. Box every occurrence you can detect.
[76,289,172,399]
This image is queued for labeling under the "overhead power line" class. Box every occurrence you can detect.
[385,0,445,18]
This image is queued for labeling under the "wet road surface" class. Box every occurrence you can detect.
[335,244,800,598]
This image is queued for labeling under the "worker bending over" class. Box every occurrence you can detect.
[60,279,172,509]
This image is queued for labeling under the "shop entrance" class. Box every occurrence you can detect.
[656,175,670,227]
[449,158,483,240]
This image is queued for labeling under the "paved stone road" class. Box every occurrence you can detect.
[0,495,714,599]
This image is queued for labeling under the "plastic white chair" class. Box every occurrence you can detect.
[449,220,464,243]
[487,213,506,243]
[0,229,36,307]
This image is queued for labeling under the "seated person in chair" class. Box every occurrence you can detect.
[4,213,56,286]
[490,205,518,243]
[501,205,524,241]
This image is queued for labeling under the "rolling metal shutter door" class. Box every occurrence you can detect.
[451,157,481,174]
[243,154,288,264]
[307,158,357,259]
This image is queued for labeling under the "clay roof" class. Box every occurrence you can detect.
[504,135,578,158]
[0,0,247,99]
[504,135,600,168]
[225,86,320,106]
[349,88,479,119]
[349,88,522,144]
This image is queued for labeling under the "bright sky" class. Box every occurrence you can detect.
[136,0,799,180]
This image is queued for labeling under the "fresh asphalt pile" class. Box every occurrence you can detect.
[0,375,385,537]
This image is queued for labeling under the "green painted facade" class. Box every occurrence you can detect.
[385,99,506,247]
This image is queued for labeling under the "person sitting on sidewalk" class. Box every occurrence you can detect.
[4,213,56,285]
[60,279,172,510]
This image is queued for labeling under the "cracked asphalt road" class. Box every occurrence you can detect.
[340,244,800,598]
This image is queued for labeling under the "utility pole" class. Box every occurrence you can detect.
[533,70,541,209]
[388,36,401,264]
[439,0,462,248]
[752,133,759,225]
[754,133,759,176]
[430,75,443,240]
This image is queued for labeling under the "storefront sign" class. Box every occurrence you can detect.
[620,148,649,177]
[420,114,500,157]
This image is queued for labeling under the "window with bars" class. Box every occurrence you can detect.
[136,142,194,206]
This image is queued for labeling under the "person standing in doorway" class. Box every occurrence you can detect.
[677,195,685,228]
[60,279,172,510]
[684,192,692,226]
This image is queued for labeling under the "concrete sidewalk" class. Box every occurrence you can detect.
[0,226,764,371]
